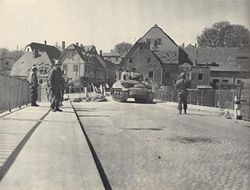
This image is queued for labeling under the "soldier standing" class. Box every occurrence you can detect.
[49,60,63,112]
[28,66,39,107]
[176,72,189,114]
[60,71,66,106]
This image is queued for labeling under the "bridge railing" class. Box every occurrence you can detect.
[0,74,32,113]
[154,86,240,109]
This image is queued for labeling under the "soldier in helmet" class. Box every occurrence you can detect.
[59,70,66,106]
[28,66,39,106]
[48,60,63,112]
[175,72,189,114]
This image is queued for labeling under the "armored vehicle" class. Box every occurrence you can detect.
[111,71,154,103]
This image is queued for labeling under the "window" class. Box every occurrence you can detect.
[222,79,229,83]
[198,73,203,80]
[157,38,161,45]
[139,46,143,51]
[63,64,67,74]
[146,39,151,46]
[165,73,170,79]
[73,65,78,75]
[129,57,133,63]
[147,58,151,63]
[237,56,248,60]
[154,40,158,47]
[149,71,153,78]
[237,80,241,84]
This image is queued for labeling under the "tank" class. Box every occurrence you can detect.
[111,71,154,103]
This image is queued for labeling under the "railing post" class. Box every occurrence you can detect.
[189,90,192,104]
[196,90,198,105]
[8,77,12,112]
[201,90,204,106]
[172,89,174,102]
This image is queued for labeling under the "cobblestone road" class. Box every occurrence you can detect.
[73,100,250,190]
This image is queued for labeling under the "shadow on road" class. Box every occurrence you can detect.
[120,127,163,131]
[124,100,157,104]
[185,113,218,117]
[77,114,111,118]
[167,136,212,144]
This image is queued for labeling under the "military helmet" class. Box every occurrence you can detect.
[54,60,61,65]
[180,72,185,78]
[31,66,38,71]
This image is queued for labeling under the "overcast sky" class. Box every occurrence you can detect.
[0,0,249,52]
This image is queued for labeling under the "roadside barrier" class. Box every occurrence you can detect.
[154,86,240,109]
[0,74,34,112]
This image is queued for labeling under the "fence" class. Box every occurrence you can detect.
[0,74,33,113]
[154,86,239,109]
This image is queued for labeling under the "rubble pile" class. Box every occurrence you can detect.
[72,94,107,102]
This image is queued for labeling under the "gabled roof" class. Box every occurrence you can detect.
[60,44,86,62]
[10,52,52,77]
[96,55,107,68]
[138,24,179,48]
[152,50,178,64]
[92,56,105,70]
[61,44,105,71]
[185,44,196,48]
[82,45,98,54]
[120,42,147,66]
[120,41,164,68]
[26,42,61,60]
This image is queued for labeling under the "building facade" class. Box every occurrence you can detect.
[185,45,250,89]
[120,24,191,87]
[11,42,61,83]
[60,43,116,88]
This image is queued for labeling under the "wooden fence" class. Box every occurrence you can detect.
[0,74,32,113]
[154,86,239,109]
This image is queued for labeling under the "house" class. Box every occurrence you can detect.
[184,45,250,89]
[96,53,116,87]
[120,41,163,87]
[120,24,191,87]
[102,52,122,65]
[59,43,106,87]
[10,41,61,82]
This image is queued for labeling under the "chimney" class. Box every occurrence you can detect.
[99,50,102,56]
[195,43,197,47]
[62,41,65,51]
[44,40,47,45]
[76,42,79,46]
[80,44,83,48]
[182,43,185,48]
